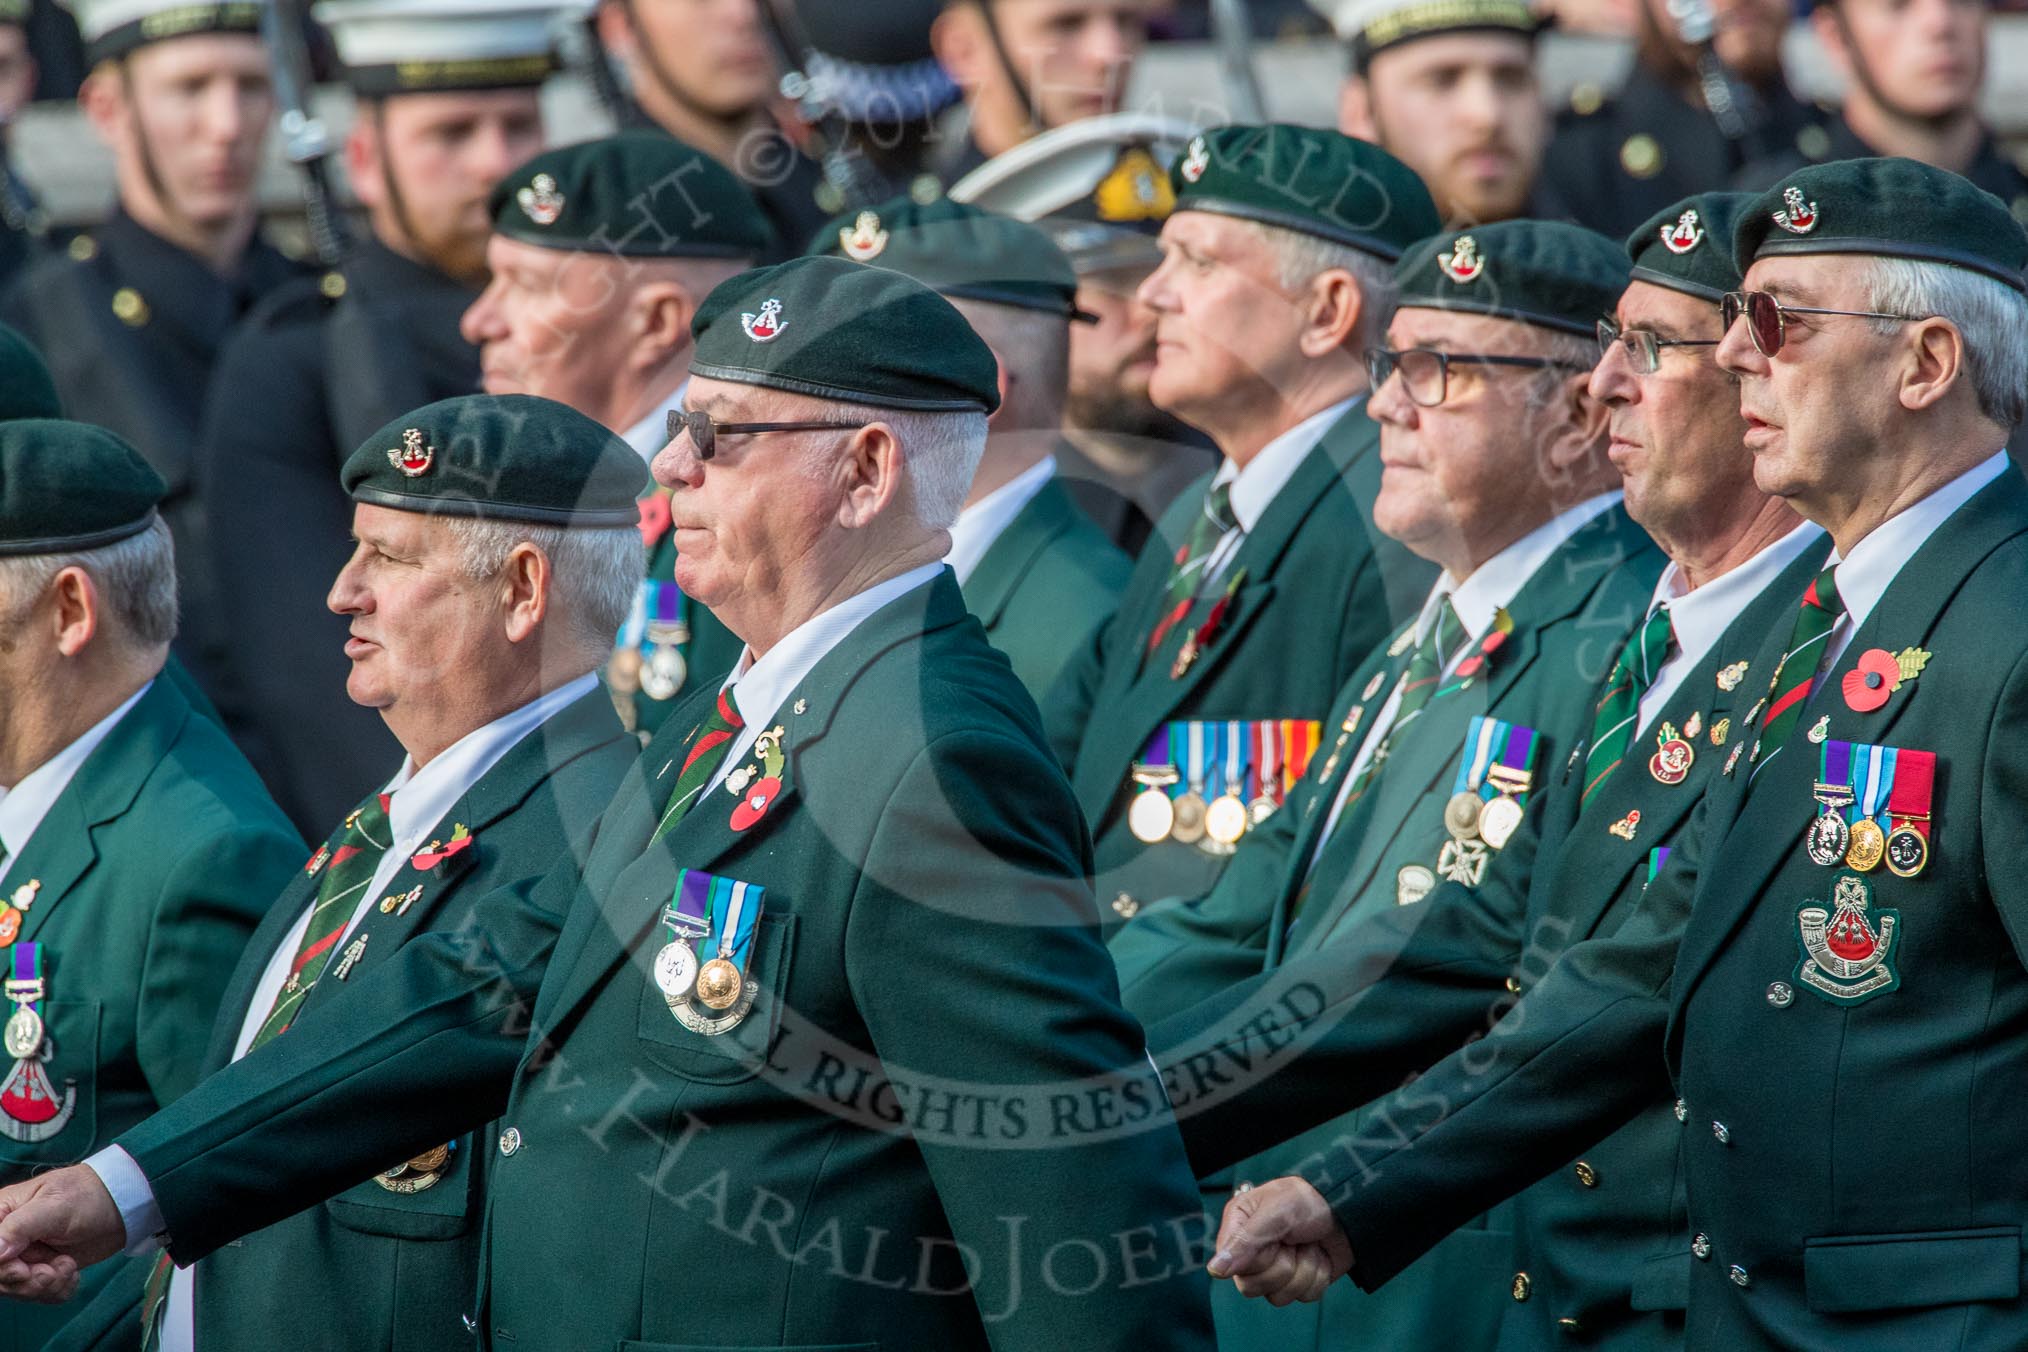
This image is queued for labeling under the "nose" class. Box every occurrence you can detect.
[327,548,371,616]
[1589,336,1634,405]
[1714,310,1762,378]
[652,433,705,492]
[1368,368,1416,426]
[1136,256,1176,314]
[460,284,504,347]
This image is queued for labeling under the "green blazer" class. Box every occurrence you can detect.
[621,489,746,739]
[1042,405,1436,928]
[0,676,301,1351]
[959,473,1133,705]
[1119,504,1661,1352]
[112,573,1217,1352]
[1159,470,2028,1351]
[51,684,637,1352]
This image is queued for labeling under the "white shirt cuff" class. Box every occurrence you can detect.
[82,1145,168,1257]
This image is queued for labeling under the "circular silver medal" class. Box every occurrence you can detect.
[653,941,699,999]
[1128,788,1176,844]
[641,644,687,702]
[1804,811,1851,866]
[3,1006,43,1060]
[1478,795,1524,850]
[1395,864,1437,907]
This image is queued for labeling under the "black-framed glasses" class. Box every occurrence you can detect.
[1364,346,1594,408]
[1596,317,1719,374]
[1719,289,1927,358]
[665,409,869,461]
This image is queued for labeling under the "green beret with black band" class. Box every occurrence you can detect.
[0,420,164,556]
[488,132,775,260]
[1170,123,1440,261]
[809,196,1086,320]
[1394,219,1632,336]
[1732,158,2028,293]
[690,256,1001,414]
[1626,192,1752,301]
[341,394,648,527]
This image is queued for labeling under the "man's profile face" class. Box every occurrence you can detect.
[1136,212,1307,433]
[1067,263,1163,432]
[461,234,634,423]
[104,35,273,228]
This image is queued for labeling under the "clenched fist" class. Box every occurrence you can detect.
[1205,1176,1354,1306]
[0,1164,127,1303]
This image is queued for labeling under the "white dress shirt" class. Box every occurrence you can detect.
[92,673,600,1351]
[1635,522,1827,734]
[944,456,1056,585]
[1311,491,1623,857]
[619,379,690,465]
[0,682,150,881]
[1197,396,1358,586]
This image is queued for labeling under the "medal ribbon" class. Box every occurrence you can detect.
[1284,720,1320,787]
[1647,846,1672,883]
[1253,723,1281,804]
[1135,729,1177,798]
[663,868,713,943]
[1858,744,1894,830]
[708,877,764,971]
[1221,721,1247,797]
[1819,738,1855,808]
[1886,749,1935,844]
[617,582,649,650]
[5,943,41,1024]
[1450,717,1506,801]
[1494,725,1536,800]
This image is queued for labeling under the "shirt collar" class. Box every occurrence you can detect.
[1828,451,2008,632]
[1648,522,1827,668]
[722,563,944,730]
[945,456,1056,585]
[620,379,689,464]
[1439,491,1624,642]
[1213,396,1357,532]
[0,681,153,870]
[377,673,598,858]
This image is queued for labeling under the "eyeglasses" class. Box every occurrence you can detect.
[665,409,869,461]
[1365,347,1594,408]
[1596,317,1719,374]
[1718,289,1927,358]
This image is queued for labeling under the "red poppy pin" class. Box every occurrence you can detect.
[728,728,788,831]
[411,823,474,871]
[637,493,672,549]
[1841,646,1931,713]
[1455,613,1513,679]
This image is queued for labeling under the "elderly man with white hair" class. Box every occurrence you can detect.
[0,258,1219,1352]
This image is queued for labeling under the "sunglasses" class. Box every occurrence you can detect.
[1596,317,1719,374]
[1718,290,1925,358]
[665,410,869,461]
[1365,347,1593,409]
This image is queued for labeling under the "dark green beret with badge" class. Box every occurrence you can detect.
[0,324,62,422]
[1732,157,2028,293]
[808,196,1085,320]
[0,420,164,556]
[689,255,1001,414]
[1627,192,1753,300]
[1395,219,1633,336]
[489,132,775,261]
[1170,123,1440,261]
[341,394,648,527]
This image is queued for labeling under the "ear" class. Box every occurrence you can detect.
[1295,268,1366,359]
[987,345,1012,427]
[930,6,985,87]
[48,566,98,658]
[1337,75,1376,140]
[498,542,550,644]
[1545,371,1610,472]
[595,0,636,60]
[78,63,124,147]
[1898,317,1966,414]
[1809,6,1852,76]
[627,280,698,375]
[835,422,904,530]
[345,117,383,212]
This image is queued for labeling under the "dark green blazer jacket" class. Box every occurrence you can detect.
[959,474,1133,706]
[111,573,1217,1352]
[1151,470,2028,1350]
[0,675,301,1350]
[51,683,637,1352]
[1043,405,1436,928]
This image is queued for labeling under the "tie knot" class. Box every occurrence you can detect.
[1805,564,1841,617]
[715,687,745,733]
[1204,481,1237,533]
[342,791,390,844]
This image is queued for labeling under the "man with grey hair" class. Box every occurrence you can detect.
[0,419,301,1349]
[1044,123,1441,931]
[45,393,646,1352]
[0,259,1218,1351]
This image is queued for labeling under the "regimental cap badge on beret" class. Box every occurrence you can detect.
[1773,184,1819,235]
[1661,209,1704,254]
[1180,137,1210,184]
[839,212,890,262]
[387,428,435,477]
[517,173,564,226]
[1094,147,1174,224]
[1439,235,1485,283]
[741,298,786,343]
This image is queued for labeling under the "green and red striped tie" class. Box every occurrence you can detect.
[1581,606,1678,809]
[1145,480,1237,662]
[1751,564,1843,782]
[653,688,744,840]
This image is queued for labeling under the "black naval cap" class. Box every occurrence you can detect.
[341,395,649,527]
[1627,192,1753,301]
[1171,124,1441,261]
[1395,220,1633,336]
[689,256,1001,414]
[1732,158,2028,293]
[809,197,1087,321]
[489,132,776,261]
[0,324,62,422]
[0,420,164,556]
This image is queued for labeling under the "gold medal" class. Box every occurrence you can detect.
[1478,795,1524,850]
[654,941,699,999]
[1204,794,1249,847]
[1885,823,1928,877]
[1169,792,1207,844]
[406,1144,451,1173]
[1443,791,1483,840]
[3,1006,43,1060]
[695,957,743,1010]
[1395,864,1436,906]
[1845,818,1886,872]
[607,645,642,696]
[1128,788,1176,844]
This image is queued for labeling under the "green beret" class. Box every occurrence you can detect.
[1395,220,1632,337]
[1733,158,2028,293]
[341,394,648,528]
[1171,123,1440,261]
[807,196,1083,320]
[0,325,62,422]
[1626,192,1752,302]
[0,420,164,557]
[489,133,775,261]
[690,256,1001,414]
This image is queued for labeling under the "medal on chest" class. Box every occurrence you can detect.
[0,945,76,1143]
[662,871,765,1035]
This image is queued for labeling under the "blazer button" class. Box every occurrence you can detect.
[1674,1098,1687,1122]
[1691,1233,1711,1260]
[1505,976,1522,994]
[1729,1264,1751,1289]
[1111,892,1140,919]
[1766,981,1794,1008]
[1556,1317,1583,1334]
[499,1127,523,1156]
[462,1314,478,1334]
[1573,1161,1598,1187]
[1711,1120,1731,1145]
[1511,1272,1532,1301]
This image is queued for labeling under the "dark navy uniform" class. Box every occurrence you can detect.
[1738,112,2028,225]
[196,238,480,837]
